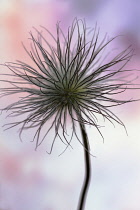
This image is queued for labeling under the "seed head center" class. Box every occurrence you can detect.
[61,89,76,105]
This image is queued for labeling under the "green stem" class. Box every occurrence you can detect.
[77,123,91,210]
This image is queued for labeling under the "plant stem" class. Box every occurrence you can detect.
[77,123,91,210]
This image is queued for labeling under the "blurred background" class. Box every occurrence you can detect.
[0,0,140,209]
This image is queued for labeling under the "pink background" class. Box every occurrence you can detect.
[0,0,140,210]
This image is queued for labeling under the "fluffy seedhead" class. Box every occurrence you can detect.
[0,19,138,153]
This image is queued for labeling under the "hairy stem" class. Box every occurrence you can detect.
[77,123,91,210]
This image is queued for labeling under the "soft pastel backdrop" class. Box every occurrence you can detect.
[0,0,140,210]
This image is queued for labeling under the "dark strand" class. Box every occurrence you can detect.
[78,122,91,210]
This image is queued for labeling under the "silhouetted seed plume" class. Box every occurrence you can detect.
[0,19,138,154]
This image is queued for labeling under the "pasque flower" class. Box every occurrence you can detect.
[0,19,135,151]
[0,18,138,210]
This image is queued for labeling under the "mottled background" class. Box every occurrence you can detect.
[0,0,140,210]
